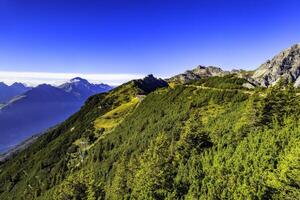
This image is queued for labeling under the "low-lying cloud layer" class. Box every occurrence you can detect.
[0,71,145,86]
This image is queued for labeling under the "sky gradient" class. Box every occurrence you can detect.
[0,0,300,85]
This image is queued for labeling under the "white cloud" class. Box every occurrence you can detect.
[0,71,145,86]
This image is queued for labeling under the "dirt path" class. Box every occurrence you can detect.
[186,85,255,95]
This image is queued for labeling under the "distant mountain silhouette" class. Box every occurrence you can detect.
[0,82,31,103]
[0,78,112,152]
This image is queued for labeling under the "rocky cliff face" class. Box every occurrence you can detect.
[252,44,300,87]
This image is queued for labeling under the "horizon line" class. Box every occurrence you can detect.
[0,71,146,86]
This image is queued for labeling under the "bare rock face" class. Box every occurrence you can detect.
[242,82,255,89]
[252,44,300,87]
[191,65,227,76]
[168,65,230,83]
[294,76,300,87]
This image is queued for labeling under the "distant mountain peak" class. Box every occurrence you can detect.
[11,82,25,86]
[0,82,8,87]
[36,84,54,89]
[59,77,113,100]
[70,77,89,84]
[71,77,85,81]
[167,65,229,83]
[10,82,28,89]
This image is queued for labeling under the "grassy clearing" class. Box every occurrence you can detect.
[94,97,139,130]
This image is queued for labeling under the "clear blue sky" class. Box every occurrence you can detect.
[0,0,300,81]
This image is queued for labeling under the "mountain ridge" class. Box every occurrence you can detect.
[0,82,31,103]
[168,43,300,88]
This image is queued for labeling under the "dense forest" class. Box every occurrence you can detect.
[0,75,299,199]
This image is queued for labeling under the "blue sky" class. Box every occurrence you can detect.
[0,0,300,85]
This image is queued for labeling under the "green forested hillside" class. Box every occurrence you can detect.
[0,76,299,200]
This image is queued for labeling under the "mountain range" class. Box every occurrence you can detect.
[168,44,300,88]
[59,77,113,100]
[0,78,112,153]
[0,82,31,104]
[0,44,300,200]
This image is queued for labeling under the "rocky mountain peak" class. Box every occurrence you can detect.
[133,74,168,94]
[252,43,300,87]
[142,74,156,81]
[167,65,229,83]
[192,65,227,76]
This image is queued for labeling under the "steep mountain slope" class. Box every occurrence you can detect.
[0,82,31,103]
[0,74,299,200]
[0,75,168,198]
[0,78,112,153]
[253,44,300,87]
[1,45,300,199]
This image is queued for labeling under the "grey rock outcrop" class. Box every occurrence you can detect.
[252,44,300,87]
[168,65,230,83]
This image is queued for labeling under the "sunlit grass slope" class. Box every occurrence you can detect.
[95,97,139,130]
